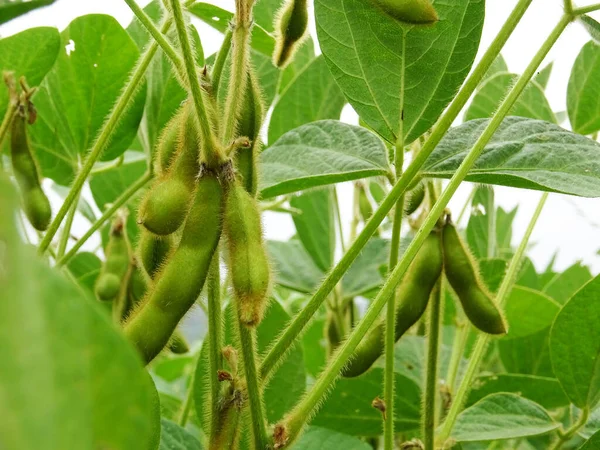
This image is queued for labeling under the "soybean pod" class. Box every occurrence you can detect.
[125,167,224,364]
[342,230,443,378]
[153,107,185,175]
[442,219,507,335]
[137,230,173,281]
[273,0,309,68]
[95,216,132,302]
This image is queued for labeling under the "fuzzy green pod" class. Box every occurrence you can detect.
[154,107,185,175]
[342,230,443,378]
[125,169,224,364]
[404,180,425,215]
[138,102,200,236]
[10,112,51,231]
[95,217,131,302]
[168,330,190,354]
[358,183,374,222]
[442,221,507,335]
[137,230,173,280]
[371,0,439,24]
[224,180,271,327]
[273,0,309,68]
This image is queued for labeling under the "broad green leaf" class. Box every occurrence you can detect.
[498,327,555,378]
[152,354,194,383]
[465,73,555,123]
[517,258,542,291]
[29,14,146,185]
[423,117,600,197]
[188,2,274,56]
[0,180,160,450]
[341,237,390,298]
[452,393,559,442]
[66,252,102,293]
[315,0,484,144]
[269,56,345,144]
[550,275,600,409]
[159,419,202,450]
[467,374,569,410]
[496,206,517,259]
[260,120,391,198]
[535,62,554,90]
[543,262,592,305]
[481,54,508,84]
[479,259,508,294]
[466,186,496,260]
[312,368,421,435]
[0,27,60,119]
[290,188,336,272]
[268,239,324,293]
[0,0,56,25]
[568,41,600,135]
[278,38,315,94]
[579,430,600,450]
[292,426,371,450]
[253,0,281,32]
[579,16,600,46]
[302,317,327,377]
[504,286,560,340]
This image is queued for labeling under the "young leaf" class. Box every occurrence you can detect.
[550,275,600,409]
[260,120,391,198]
[158,419,202,450]
[535,62,554,90]
[315,0,484,144]
[579,15,600,45]
[543,262,593,305]
[269,56,345,144]
[0,0,56,25]
[29,14,146,185]
[293,426,371,450]
[568,41,600,136]
[423,117,600,197]
[498,327,555,378]
[452,393,559,442]
[504,286,560,340]
[481,54,509,85]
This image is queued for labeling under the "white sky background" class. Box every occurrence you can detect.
[2,0,600,274]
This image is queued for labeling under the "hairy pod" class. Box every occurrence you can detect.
[224,180,271,327]
[358,183,374,222]
[154,107,185,175]
[442,221,507,335]
[235,70,264,196]
[137,230,173,280]
[273,0,309,68]
[125,169,224,364]
[168,329,190,354]
[325,311,343,356]
[138,101,201,235]
[404,180,425,215]
[10,112,51,231]
[342,230,443,378]
[95,217,132,302]
[371,0,439,24]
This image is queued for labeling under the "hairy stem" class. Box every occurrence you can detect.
[438,193,549,444]
[0,102,17,151]
[37,17,174,256]
[423,281,442,450]
[573,3,600,15]
[178,355,199,427]
[56,190,80,259]
[258,0,535,382]
[444,322,470,395]
[208,253,224,443]
[211,29,233,97]
[57,171,152,267]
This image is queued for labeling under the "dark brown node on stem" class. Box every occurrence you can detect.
[217,370,233,382]
[371,396,387,420]
[273,423,289,450]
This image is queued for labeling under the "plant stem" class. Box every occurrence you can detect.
[564,0,573,15]
[211,29,233,97]
[178,355,199,427]
[57,171,152,267]
[258,0,536,383]
[37,17,173,256]
[237,323,269,450]
[550,408,589,450]
[423,281,442,450]
[573,3,600,15]
[56,190,80,259]
[332,187,346,254]
[437,193,549,444]
[0,102,17,151]
[444,322,470,394]
[123,0,184,75]
[207,253,224,442]
[169,0,223,167]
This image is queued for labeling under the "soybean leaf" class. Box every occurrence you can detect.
[0,0,56,25]
[467,374,570,410]
[253,0,281,31]
[452,393,559,442]
[312,368,421,435]
[498,327,555,378]
[66,252,102,293]
[159,419,202,450]
[581,406,600,439]
[292,426,371,450]
[52,184,97,224]
[466,186,496,260]
[517,258,543,291]
[482,54,509,84]
[342,237,390,299]
[0,179,160,450]
[550,275,600,409]
[479,258,508,293]
[268,239,324,294]
[278,38,315,94]
[579,430,600,450]
[504,286,560,340]
[290,188,336,272]
[496,206,518,259]
[579,16,600,46]
[0,27,60,119]
[543,262,592,305]
[315,0,484,144]
[269,56,345,144]
[465,73,555,123]
[423,117,600,197]
[568,41,600,135]
[188,2,274,56]
[302,317,327,377]
[152,354,194,383]
[535,62,554,90]
[260,120,391,198]
[29,14,146,185]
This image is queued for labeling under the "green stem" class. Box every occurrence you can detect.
[123,0,184,75]
[37,17,173,256]
[208,253,224,442]
[56,190,80,259]
[573,3,600,15]
[0,102,17,151]
[332,187,346,254]
[178,355,199,427]
[550,408,589,450]
[564,0,573,15]
[444,322,470,394]
[258,0,535,383]
[169,0,223,167]
[90,154,124,175]
[57,171,152,267]
[438,193,549,444]
[211,29,232,97]
[237,324,269,450]
[423,281,442,450]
